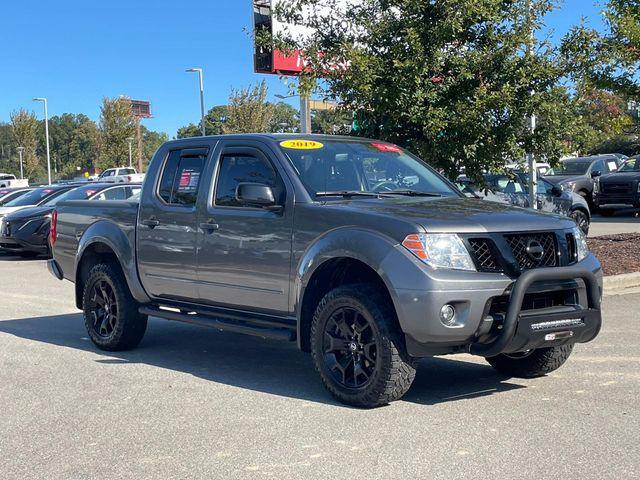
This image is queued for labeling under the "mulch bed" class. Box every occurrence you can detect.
[588,234,640,276]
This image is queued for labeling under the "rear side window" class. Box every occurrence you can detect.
[214,154,283,207]
[158,149,207,206]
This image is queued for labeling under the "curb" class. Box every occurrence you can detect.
[603,272,640,296]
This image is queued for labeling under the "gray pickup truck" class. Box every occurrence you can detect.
[49,135,603,408]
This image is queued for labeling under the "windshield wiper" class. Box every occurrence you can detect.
[315,191,381,198]
[378,190,443,197]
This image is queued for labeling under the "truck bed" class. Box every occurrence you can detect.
[54,199,139,282]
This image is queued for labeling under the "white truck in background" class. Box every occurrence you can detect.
[95,167,145,184]
[0,174,29,189]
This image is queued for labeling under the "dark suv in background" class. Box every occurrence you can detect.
[594,155,640,215]
[544,154,620,208]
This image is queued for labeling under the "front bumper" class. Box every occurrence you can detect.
[595,192,640,207]
[468,266,601,357]
[392,254,602,358]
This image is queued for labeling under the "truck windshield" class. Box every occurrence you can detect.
[618,159,640,172]
[547,161,591,176]
[278,139,458,198]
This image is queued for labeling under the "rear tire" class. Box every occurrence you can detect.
[486,344,574,378]
[310,284,416,408]
[82,263,147,351]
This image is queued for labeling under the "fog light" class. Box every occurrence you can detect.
[440,304,456,326]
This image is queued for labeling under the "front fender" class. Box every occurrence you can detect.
[293,228,414,342]
[75,220,150,305]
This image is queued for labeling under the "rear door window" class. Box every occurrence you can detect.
[157,149,207,206]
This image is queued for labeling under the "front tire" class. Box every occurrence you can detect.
[569,209,590,235]
[486,344,574,378]
[310,284,416,408]
[82,263,147,351]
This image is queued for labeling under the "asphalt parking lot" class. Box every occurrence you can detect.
[0,254,638,480]
[589,211,640,237]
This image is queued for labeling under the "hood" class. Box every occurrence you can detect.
[543,175,584,185]
[599,171,640,183]
[0,205,31,217]
[326,196,575,234]
[4,206,53,222]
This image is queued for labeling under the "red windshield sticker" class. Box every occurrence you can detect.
[371,143,402,153]
[179,171,191,188]
[85,190,97,197]
[42,189,54,194]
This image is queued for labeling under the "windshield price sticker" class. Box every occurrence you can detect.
[280,140,324,150]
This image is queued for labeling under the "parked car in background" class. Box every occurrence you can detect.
[457,171,591,233]
[505,162,551,176]
[594,155,640,215]
[0,187,32,206]
[0,173,29,189]
[0,184,79,219]
[544,154,620,208]
[96,167,145,184]
[0,183,141,257]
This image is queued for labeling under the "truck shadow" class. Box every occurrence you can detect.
[0,313,525,407]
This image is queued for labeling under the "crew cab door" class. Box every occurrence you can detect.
[137,147,208,301]
[195,141,294,314]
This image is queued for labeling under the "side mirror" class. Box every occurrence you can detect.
[236,182,278,209]
[551,185,563,197]
[591,170,602,178]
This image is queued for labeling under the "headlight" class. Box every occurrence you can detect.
[572,226,589,262]
[637,182,640,194]
[564,181,576,191]
[402,233,476,271]
[593,178,600,194]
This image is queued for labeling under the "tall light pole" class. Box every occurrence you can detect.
[33,97,52,185]
[186,68,206,136]
[525,0,537,209]
[17,147,24,180]
[127,137,134,168]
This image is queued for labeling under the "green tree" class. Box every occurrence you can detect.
[223,81,273,134]
[311,108,353,135]
[570,87,636,154]
[562,0,639,97]
[0,123,18,175]
[177,105,229,138]
[10,109,42,179]
[48,113,100,178]
[272,0,580,180]
[98,96,137,171]
[141,126,169,170]
[269,102,299,132]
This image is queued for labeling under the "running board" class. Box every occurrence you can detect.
[139,305,296,341]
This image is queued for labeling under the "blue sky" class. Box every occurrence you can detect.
[0,1,605,137]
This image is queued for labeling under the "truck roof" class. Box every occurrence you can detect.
[162,133,378,148]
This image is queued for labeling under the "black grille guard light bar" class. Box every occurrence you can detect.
[470,267,602,357]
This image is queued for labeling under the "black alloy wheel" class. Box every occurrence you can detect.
[88,279,118,339]
[82,263,147,351]
[310,284,417,408]
[323,306,378,389]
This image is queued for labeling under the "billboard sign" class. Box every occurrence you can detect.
[130,100,152,118]
[253,0,355,75]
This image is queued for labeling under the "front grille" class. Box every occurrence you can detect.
[602,182,632,194]
[468,239,502,272]
[504,232,558,270]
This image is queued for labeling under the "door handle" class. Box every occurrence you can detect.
[141,217,160,228]
[199,220,219,232]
